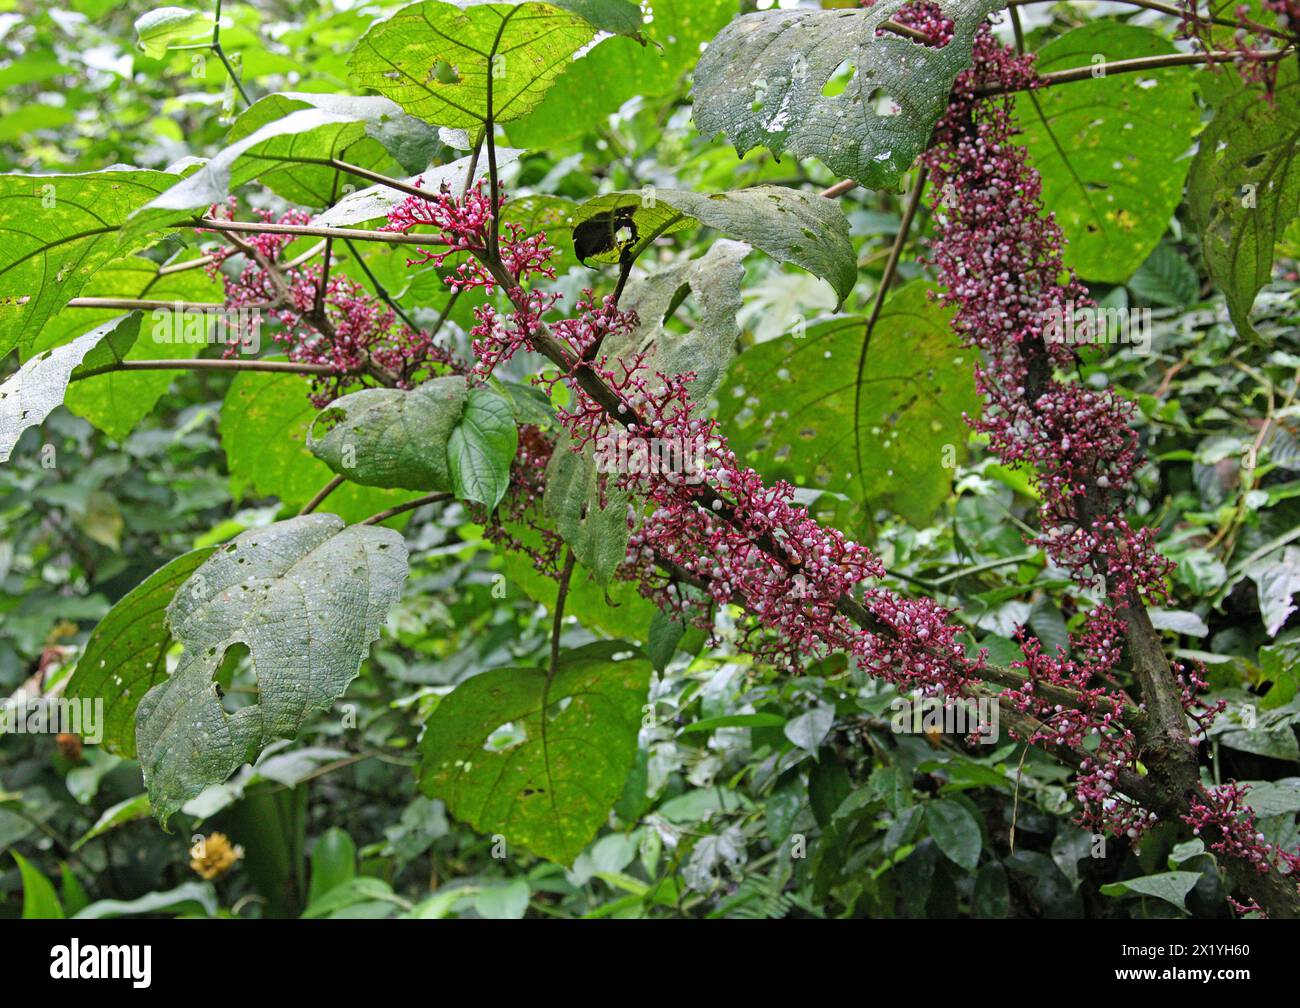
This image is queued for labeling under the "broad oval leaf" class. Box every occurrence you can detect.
[0,168,177,357]
[134,7,212,59]
[65,546,217,757]
[347,0,643,128]
[136,514,410,824]
[691,0,1001,190]
[418,640,651,864]
[1017,22,1202,284]
[717,282,979,529]
[925,798,982,872]
[571,186,855,306]
[543,433,631,585]
[308,375,469,492]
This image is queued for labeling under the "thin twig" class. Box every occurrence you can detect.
[70,358,344,382]
[550,550,576,679]
[360,492,453,526]
[193,217,447,246]
[299,474,347,516]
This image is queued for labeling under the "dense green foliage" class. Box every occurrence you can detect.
[1,0,1298,920]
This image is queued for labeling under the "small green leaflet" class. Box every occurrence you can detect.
[418,640,651,864]
[134,7,212,59]
[448,384,517,510]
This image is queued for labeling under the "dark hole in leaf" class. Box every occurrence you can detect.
[572,206,638,263]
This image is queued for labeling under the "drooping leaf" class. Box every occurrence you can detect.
[228,92,445,181]
[448,384,518,510]
[647,607,686,674]
[0,168,177,356]
[418,640,651,864]
[134,6,212,59]
[0,313,140,464]
[123,109,371,243]
[1250,546,1300,637]
[136,515,410,824]
[571,186,855,305]
[308,376,468,492]
[65,547,217,757]
[926,799,982,872]
[72,794,153,851]
[1100,870,1202,911]
[73,881,218,919]
[717,282,978,529]
[13,852,64,920]
[1017,22,1202,283]
[543,433,631,585]
[1188,61,1300,342]
[222,368,418,524]
[691,0,1001,190]
[1128,242,1200,308]
[606,239,749,404]
[347,0,644,129]
[507,0,735,148]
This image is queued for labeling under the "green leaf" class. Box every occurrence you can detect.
[1128,242,1200,308]
[308,827,357,903]
[501,538,656,638]
[347,0,643,128]
[74,881,218,919]
[571,186,855,306]
[1017,23,1201,283]
[13,852,65,919]
[123,109,371,244]
[448,385,517,510]
[1189,62,1300,342]
[308,376,468,492]
[72,794,152,851]
[647,607,686,674]
[925,799,981,872]
[27,256,221,441]
[0,168,177,357]
[0,313,140,464]
[1101,870,1201,911]
[418,640,651,864]
[717,282,978,528]
[507,0,734,148]
[136,514,410,824]
[65,547,216,757]
[606,239,748,404]
[223,368,419,523]
[543,433,631,585]
[134,6,212,59]
[228,92,444,181]
[691,0,1001,190]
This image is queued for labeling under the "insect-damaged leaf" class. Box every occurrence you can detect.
[691,0,1001,190]
[543,433,630,585]
[570,186,855,306]
[136,515,409,824]
[418,641,651,864]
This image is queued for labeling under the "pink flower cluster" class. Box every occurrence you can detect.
[205,203,448,406]
[1177,0,1299,93]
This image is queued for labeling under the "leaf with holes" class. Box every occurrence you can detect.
[691,0,1001,191]
[65,547,217,757]
[1017,22,1201,284]
[0,313,140,464]
[308,376,468,492]
[570,186,854,305]
[346,0,644,129]
[417,641,651,864]
[717,282,978,529]
[1188,61,1300,343]
[0,168,177,357]
[448,384,517,510]
[606,239,749,404]
[136,515,410,824]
